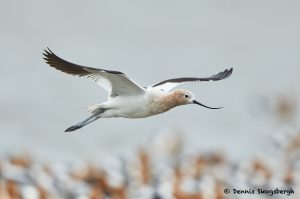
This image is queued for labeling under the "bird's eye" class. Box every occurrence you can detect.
[184,94,189,98]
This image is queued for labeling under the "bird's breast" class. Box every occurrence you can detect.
[147,93,179,116]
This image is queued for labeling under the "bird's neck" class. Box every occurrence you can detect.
[149,91,184,115]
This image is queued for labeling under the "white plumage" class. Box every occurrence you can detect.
[43,48,233,132]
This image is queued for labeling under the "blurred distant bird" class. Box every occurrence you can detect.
[43,48,233,132]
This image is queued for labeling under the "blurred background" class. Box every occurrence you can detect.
[0,0,300,198]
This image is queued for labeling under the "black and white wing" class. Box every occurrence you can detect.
[43,48,146,98]
[151,68,233,92]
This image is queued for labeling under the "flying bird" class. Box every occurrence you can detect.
[43,48,233,132]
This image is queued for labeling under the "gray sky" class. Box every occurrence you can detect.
[1,0,299,161]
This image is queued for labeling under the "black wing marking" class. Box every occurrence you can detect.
[43,48,124,76]
[152,68,233,87]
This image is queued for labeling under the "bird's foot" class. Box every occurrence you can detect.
[65,125,82,132]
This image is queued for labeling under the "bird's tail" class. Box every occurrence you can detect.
[85,104,102,114]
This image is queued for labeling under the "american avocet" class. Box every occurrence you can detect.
[43,48,233,132]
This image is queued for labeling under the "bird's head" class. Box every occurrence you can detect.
[172,89,222,109]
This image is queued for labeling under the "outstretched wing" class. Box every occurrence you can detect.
[43,48,145,98]
[151,68,233,92]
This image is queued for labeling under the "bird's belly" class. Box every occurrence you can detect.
[102,96,153,118]
[119,101,170,118]
[118,104,152,118]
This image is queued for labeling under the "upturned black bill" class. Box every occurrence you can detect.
[193,100,223,109]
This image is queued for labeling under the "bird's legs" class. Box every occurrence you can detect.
[65,108,107,132]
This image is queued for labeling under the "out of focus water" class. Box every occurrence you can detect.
[0,0,300,162]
